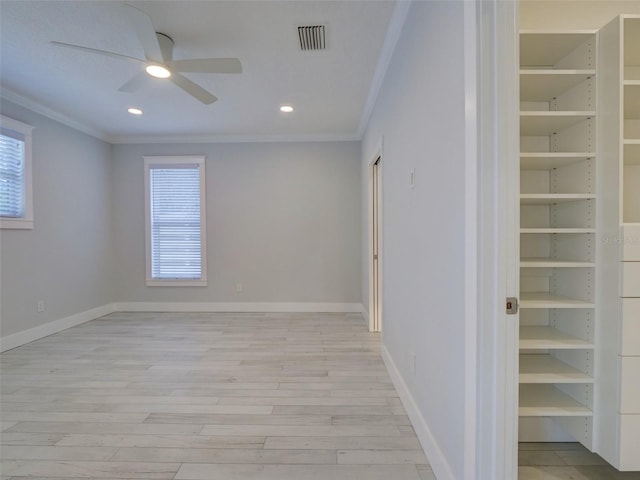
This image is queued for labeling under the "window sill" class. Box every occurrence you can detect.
[146,279,208,287]
[0,218,33,229]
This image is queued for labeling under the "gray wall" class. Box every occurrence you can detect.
[0,102,362,344]
[0,99,115,337]
[361,2,468,478]
[112,141,361,304]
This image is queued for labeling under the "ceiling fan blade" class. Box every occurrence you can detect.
[170,73,218,105]
[169,58,242,74]
[51,41,144,64]
[118,71,148,93]
[123,4,164,63]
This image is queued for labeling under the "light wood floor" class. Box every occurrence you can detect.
[2,312,638,479]
[0,312,434,479]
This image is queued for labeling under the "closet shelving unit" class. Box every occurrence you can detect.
[623,18,640,224]
[598,14,640,471]
[518,31,597,447]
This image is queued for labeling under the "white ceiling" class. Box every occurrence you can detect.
[0,0,399,143]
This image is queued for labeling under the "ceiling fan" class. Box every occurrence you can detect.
[51,4,242,104]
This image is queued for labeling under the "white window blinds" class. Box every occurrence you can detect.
[0,128,26,218]
[145,156,206,284]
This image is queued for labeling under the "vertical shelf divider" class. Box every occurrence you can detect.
[597,14,640,471]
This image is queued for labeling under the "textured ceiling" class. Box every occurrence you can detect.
[0,0,397,143]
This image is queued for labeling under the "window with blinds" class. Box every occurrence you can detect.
[144,156,207,286]
[0,129,25,218]
[0,116,33,229]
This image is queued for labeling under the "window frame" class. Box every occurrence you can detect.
[144,155,207,287]
[0,115,34,230]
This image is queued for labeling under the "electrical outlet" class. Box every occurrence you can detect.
[37,300,45,313]
[236,283,243,292]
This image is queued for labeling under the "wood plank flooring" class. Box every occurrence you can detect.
[2,312,639,479]
[0,312,435,480]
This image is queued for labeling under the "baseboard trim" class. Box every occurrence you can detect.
[0,303,116,352]
[0,302,363,352]
[381,344,455,480]
[113,302,363,313]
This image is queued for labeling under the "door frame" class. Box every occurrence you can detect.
[368,140,383,333]
[475,0,520,478]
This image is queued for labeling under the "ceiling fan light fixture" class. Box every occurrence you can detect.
[51,6,240,104]
[146,64,171,79]
[280,105,294,113]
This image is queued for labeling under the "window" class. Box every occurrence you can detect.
[144,156,207,286]
[0,116,33,229]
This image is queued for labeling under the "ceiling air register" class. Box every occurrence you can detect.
[298,25,326,51]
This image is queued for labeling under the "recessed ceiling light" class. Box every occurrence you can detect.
[127,107,143,115]
[146,64,171,79]
[280,105,294,113]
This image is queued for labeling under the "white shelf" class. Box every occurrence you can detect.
[625,66,640,81]
[625,143,640,166]
[624,84,640,118]
[520,32,595,68]
[520,292,594,309]
[520,152,595,170]
[520,70,595,101]
[520,258,595,268]
[520,194,595,205]
[520,112,595,136]
[625,17,640,67]
[519,384,592,417]
[519,354,594,383]
[520,326,594,349]
[520,228,595,234]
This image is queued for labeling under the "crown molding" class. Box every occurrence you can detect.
[109,132,361,144]
[357,0,412,138]
[0,87,110,142]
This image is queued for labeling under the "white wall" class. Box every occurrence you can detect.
[111,141,361,307]
[520,0,640,30]
[361,2,471,478]
[0,99,115,340]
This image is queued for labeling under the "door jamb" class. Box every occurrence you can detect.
[368,140,383,333]
[475,0,520,478]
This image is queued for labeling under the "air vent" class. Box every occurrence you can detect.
[298,25,326,51]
